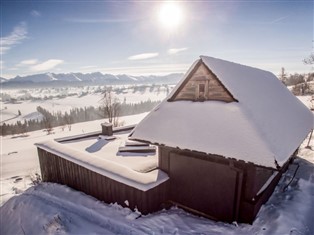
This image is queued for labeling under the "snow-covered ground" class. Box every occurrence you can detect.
[0,113,148,206]
[0,96,313,234]
[298,95,313,110]
[0,138,313,234]
[1,85,170,124]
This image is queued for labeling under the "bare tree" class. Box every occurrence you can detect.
[63,114,72,131]
[278,67,288,84]
[37,106,54,134]
[43,117,53,135]
[100,89,121,127]
[303,53,314,65]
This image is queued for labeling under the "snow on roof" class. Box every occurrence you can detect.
[59,129,157,173]
[35,140,169,191]
[130,56,313,169]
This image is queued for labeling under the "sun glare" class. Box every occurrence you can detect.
[158,2,183,29]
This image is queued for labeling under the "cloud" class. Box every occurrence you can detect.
[0,60,4,69]
[80,65,98,69]
[269,15,289,24]
[31,10,41,17]
[128,53,159,61]
[19,59,38,66]
[65,18,133,23]
[0,22,27,55]
[101,63,190,76]
[0,47,10,54]
[168,47,188,55]
[79,65,99,72]
[30,59,64,72]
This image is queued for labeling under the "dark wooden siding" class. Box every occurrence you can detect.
[158,146,286,223]
[238,160,290,223]
[158,146,172,173]
[241,164,274,201]
[37,148,169,214]
[169,153,243,222]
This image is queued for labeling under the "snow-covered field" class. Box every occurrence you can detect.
[0,96,313,234]
[1,85,170,124]
[0,113,148,206]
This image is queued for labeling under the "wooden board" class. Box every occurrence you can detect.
[118,146,156,153]
[125,140,150,146]
[169,152,242,222]
[171,62,235,102]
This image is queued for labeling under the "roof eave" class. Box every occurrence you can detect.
[129,137,279,170]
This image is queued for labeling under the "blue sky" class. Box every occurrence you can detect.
[0,0,313,79]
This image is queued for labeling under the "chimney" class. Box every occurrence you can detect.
[101,122,113,136]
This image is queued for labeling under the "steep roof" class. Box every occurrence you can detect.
[130,56,313,169]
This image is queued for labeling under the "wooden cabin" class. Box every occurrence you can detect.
[129,55,313,223]
[36,125,169,215]
[36,56,313,224]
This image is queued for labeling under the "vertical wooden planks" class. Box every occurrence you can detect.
[171,62,235,102]
[36,147,169,215]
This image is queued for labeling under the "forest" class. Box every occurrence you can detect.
[0,99,160,136]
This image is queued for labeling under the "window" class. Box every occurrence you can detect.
[199,84,205,93]
[198,83,206,100]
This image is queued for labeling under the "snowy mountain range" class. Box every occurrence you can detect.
[0,77,7,83]
[2,72,183,86]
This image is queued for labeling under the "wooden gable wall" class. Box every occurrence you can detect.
[170,61,235,102]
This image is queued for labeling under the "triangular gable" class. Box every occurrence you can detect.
[168,60,237,102]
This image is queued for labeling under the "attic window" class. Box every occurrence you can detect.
[199,84,205,93]
[197,83,206,100]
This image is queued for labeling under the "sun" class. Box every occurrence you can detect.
[158,2,184,30]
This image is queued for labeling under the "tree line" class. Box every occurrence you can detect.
[278,68,314,95]
[0,99,160,136]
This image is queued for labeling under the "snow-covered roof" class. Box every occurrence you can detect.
[130,56,313,169]
[59,130,158,173]
[35,140,168,191]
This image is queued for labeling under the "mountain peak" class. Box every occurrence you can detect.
[2,72,184,86]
